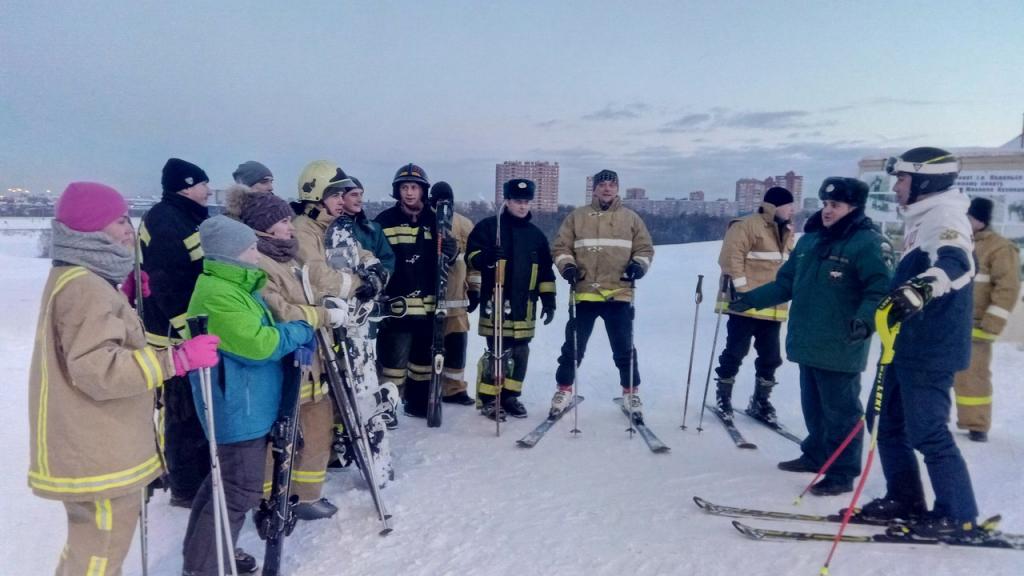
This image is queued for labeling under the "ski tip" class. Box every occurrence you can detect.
[379,527,394,537]
[515,440,533,448]
[693,496,709,509]
[653,446,671,453]
[740,442,758,450]
[731,520,763,539]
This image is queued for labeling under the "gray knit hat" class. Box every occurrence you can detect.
[198,215,258,267]
[232,161,273,187]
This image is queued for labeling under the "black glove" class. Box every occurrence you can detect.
[355,263,386,301]
[888,277,933,325]
[622,260,646,281]
[561,264,581,286]
[475,245,506,268]
[540,293,556,325]
[727,292,753,313]
[441,236,459,264]
[467,290,480,314]
[848,318,871,343]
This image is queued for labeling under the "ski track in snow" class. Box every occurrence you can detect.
[2,233,1022,575]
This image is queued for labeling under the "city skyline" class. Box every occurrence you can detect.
[3,2,1022,204]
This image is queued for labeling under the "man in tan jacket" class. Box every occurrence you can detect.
[714,186,795,423]
[954,197,1020,441]
[550,169,654,415]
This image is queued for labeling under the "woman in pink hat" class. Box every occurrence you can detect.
[27,181,220,576]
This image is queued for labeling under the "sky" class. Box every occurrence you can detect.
[2,0,1023,204]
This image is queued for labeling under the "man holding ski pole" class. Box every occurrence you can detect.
[857,147,982,539]
[550,169,654,416]
[466,178,556,419]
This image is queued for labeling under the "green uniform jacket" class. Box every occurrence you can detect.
[743,210,894,373]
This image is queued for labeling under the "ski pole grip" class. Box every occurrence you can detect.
[187,315,209,338]
[695,274,704,304]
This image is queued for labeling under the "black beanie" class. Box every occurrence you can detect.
[430,182,454,206]
[503,178,536,200]
[763,186,794,207]
[592,169,618,187]
[162,158,209,194]
[968,197,994,227]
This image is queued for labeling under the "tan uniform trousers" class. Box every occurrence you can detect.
[263,397,335,502]
[954,340,993,433]
[57,491,141,576]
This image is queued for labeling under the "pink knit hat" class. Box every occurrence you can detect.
[55,182,129,232]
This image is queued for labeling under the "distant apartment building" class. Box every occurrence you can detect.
[495,161,559,212]
[626,187,647,200]
[585,176,594,204]
[735,172,803,213]
[689,190,705,201]
[734,178,769,214]
[774,171,804,208]
[621,196,739,217]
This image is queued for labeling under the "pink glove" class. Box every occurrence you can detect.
[121,270,151,307]
[172,335,221,376]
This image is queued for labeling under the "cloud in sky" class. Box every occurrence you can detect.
[581,102,650,121]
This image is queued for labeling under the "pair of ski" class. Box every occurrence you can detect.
[704,403,802,449]
[694,496,1024,550]
[516,396,670,454]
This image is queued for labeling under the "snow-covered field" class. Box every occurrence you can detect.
[2,225,1022,575]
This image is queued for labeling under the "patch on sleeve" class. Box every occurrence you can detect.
[939,228,961,241]
[880,239,895,271]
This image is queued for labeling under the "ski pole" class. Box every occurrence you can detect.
[188,315,239,576]
[132,228,150,576]
[625,280,637,437]
[680,274,704,430]
[494,204,506,436]
[697,275,730,433]
[819,298,898,575]
[569,284,581,436]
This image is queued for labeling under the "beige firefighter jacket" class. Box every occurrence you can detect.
[443,212,477,335]
[258,253,330,403]
[28,266,174,501]
[551,196,654,303]
[717,202,795,321]
[293,209,363,302]
[971,228,1021,341]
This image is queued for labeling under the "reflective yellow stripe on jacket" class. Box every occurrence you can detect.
[29,454,162,495]
[715,300,789,321]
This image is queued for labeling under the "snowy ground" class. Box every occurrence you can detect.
[1,223,1022,575]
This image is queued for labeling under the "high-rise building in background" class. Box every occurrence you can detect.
[585,175,594,205]
[689,190,705,201]
[495,161,559,212]
[626,187,646,200]
[774,171,804,209]
[734,178,767,214]
[735,172,803,214]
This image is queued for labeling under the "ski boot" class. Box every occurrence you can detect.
[892,515,993,543]
[715,377,735,419]
[623,388,643,418]
[968,430,988,442]
[549,385,574,416]
[844,496,926,523]
[745,377,778,425]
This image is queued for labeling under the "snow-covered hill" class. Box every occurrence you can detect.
[2,239,1021,575]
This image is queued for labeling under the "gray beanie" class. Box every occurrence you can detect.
[232,161,273,187]
[198,215,258,267]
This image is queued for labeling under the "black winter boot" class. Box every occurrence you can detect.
[715,377,735,417]
[745,377,778,424]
